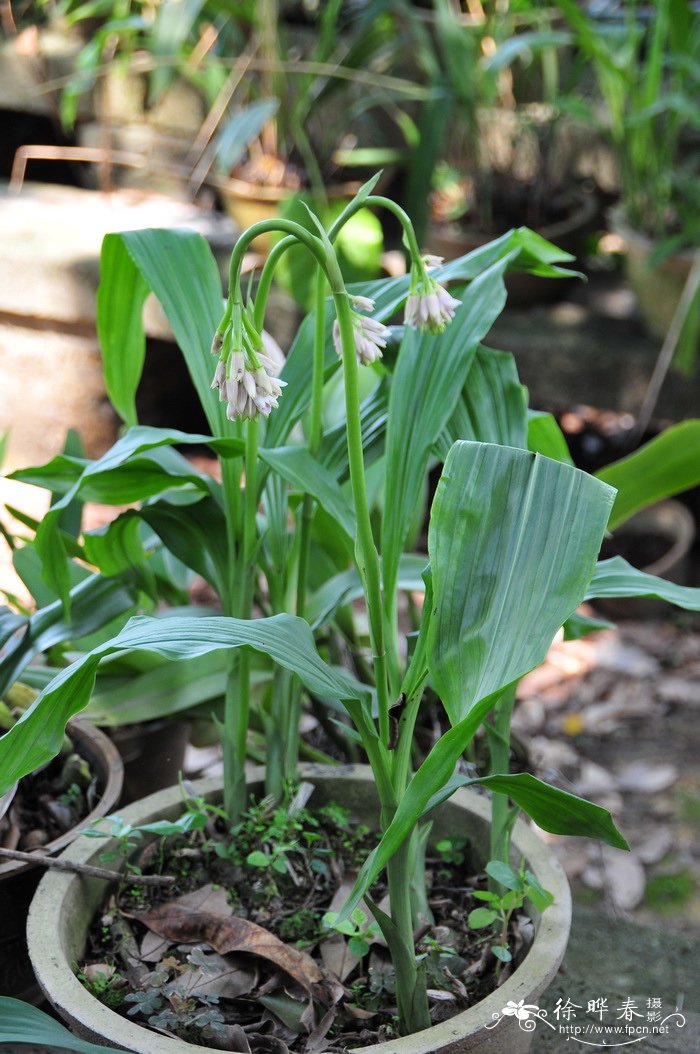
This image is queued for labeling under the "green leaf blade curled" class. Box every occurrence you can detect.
[0,996,129,1053]
[428,442,616,724]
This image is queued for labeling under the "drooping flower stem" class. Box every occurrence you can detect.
[332,290,391,747]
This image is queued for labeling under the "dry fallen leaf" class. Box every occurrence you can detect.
[179,949,257,1000]
[129,895,338,1004]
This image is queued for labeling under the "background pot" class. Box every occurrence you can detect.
[109,719,190,806]
[597,499,696,619]
[0,719,122,1001]
[609,206,697,344]
[28,764,571,1053]
[428,190,597,306]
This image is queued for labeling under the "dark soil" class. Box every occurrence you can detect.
[78,795,531,1052]
[0,736,101,852]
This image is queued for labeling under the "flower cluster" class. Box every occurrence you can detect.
[404,255,461,333]
[210,308,286,422]
[332,295,390,366]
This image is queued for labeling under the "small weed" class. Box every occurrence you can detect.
[645,870,697,912]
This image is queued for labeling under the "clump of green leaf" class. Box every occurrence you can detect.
[468,860,554,965]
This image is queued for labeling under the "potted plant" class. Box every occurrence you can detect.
[401,0,595,301]
[6,185,700,1050]
[556,0,700,367]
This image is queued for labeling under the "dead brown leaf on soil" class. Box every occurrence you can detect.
[128,892,341,1005]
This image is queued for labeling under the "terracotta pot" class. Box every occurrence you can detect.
[28,764,571,1053]
[216,173,389,253]
[597,499,696,620]
[109,719,190,806]
[428,191,597,306]
[609,206,697,343]
[0,720,123,1001]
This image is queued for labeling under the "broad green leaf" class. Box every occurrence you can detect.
[306,554,428,630]
[437,345,528,456]
[99,230,225,434]
[428,442,616,723]
[318,378,389,481]
[25,427,239,610]
[527,412,574,465]
[141,496,230,598]
[0,996,128,1053]
[381,257,516,600]
[259,446,356,548]
[0,614,370,793]
[212,99,280,173]
[0,572,136,698]
[96,234,149,425]
[586,556,700,610]
[596,421,700,529]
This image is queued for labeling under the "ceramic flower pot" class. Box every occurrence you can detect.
[428,191,597,307]
[0,719,123,1001]
[109,718,190,805]
[27,765,571,1053]
[609,206,697,344]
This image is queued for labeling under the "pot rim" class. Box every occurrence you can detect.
[0,719,123,880]
[28,764,571,1054]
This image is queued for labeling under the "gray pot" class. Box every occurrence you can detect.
[0,719,123,1001]
[28,765,571,1053]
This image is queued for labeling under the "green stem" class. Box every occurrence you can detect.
[332,291,390,747]
[296,270,327,620]
[223,419,260,821]
[385,837,431,1034]
[229,220,328,303]
[252,235,297,332]
[487,685,517,870]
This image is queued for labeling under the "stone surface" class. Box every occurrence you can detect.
[532,905,700,1052]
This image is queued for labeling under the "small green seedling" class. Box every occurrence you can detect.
[322,907,382,959]
[468,860,554,965]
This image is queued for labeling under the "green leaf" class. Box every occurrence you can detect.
[259,446,356,548]
[438,346,528,456]
[586,556,700,610]
[0,572,136,699]
[0,614,370,793]
[246,850,270,868]
[474,773,628,848]
[468,907,498,928]
[596,421,700,529]
[306,554,428,630]
[381,257,516,600]
[84,650,230,726]
[140,495,230,598]
[99,230,226,434]
[563,610,615,640]
[485,860,520,890]
[491,945,512,963]
[25,427,240,611]
[0,996,128,1053]
[97,234,149,426]
[428,442,616,723]
[267,228,580,449]
[527,412,574,465]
